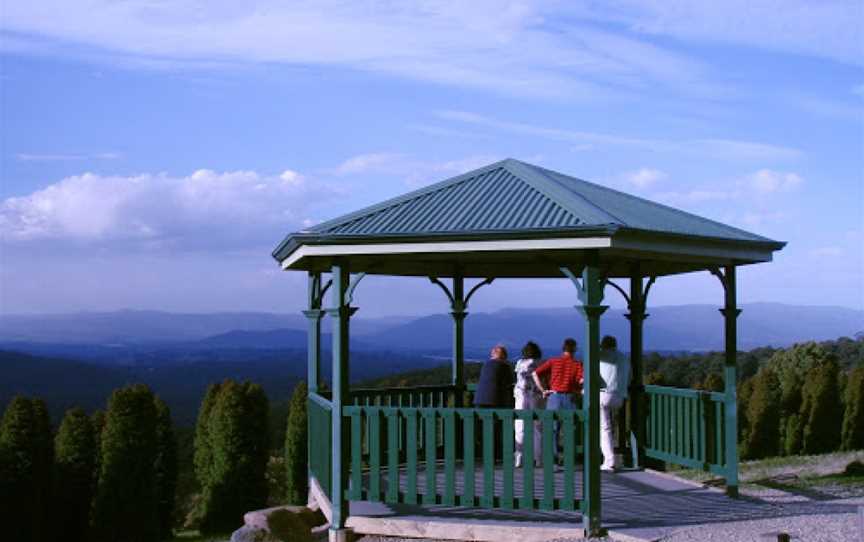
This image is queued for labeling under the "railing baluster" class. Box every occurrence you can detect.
[520,410,534,510]
[424,409,437,505]
[405,409,418,504]
[541,410,555,511]
[461,410,475,507]
[369,408,382,501]
[386,409,399,503]
[697,394,706,465]
[676,396,683,458]
[684,396,692,460]
[350,409,363,501]
[443,410,456,506]
[501,410,514,510]
[561,410,576,511]
[481,411,495,508]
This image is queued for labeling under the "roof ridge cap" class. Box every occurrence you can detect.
[504,159,624,226]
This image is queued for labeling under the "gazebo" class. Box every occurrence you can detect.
[271,159,785,540]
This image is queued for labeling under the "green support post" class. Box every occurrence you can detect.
[625,271,649,468]
[430,274,493,407]
[303,272,327,394]
[326,264,356,534]
[304,272,326,489]
[719,265,741,497]
[452,275,466,407]
[566,259,608,539]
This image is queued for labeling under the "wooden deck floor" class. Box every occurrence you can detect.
[330,467,780,542]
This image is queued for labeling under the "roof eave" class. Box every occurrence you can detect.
[272,225,622,264]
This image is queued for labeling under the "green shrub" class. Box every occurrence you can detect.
[54,407,97,542]
[285,382,308,505]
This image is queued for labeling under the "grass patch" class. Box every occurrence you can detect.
[665,450,864,495]
[172,530,231,542]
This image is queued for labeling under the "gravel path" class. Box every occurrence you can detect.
[356,491,864,542]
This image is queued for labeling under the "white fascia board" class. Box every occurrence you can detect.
[610,237,773,262]
[281,237,612,269]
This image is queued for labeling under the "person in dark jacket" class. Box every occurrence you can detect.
[474,344,514,408]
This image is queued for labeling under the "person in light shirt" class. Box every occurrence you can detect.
[598,335,631,472]
[513,341,544,468]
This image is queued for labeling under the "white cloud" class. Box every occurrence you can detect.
[649,169,804,208]
[746,169,804,194]
[585,0,863,66]
[333,153,406,175]
[0,169,332,245]
[0,1,712,99]
[624,167,666,188]
[330,152,501,186]
[437,110,801,160]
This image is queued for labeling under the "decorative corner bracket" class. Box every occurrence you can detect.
[560,265,606,306]
[344,272,367,306]
[429,276,494,313]
[309,274,333,310]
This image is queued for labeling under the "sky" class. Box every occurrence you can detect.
[1,1,862,318]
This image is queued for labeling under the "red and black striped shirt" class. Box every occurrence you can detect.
[534,353,583,394]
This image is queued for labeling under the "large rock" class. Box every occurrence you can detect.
[231,505,325,542]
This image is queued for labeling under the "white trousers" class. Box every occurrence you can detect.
[600,391,624,469]
[514,389,543,465]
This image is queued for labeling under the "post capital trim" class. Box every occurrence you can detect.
[719,308,742,318]
[325,306,359,318]
[575,304,609,318]
[302,309,326,320]
[450,310,468,320]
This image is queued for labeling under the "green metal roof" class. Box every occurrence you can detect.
[273,159,782,264]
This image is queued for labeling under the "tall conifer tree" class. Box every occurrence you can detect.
[742,369,781,459]
[92,384,160,542]
[53,407,97,542]
[154,397,178,540]
[0,396,53,542]
[841,366,864,450]
[199,380,270,534]
[801,359,843,454]
[284,381,308,505]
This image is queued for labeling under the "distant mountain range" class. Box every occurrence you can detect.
[1,303,861,357]
[1,303,860,425]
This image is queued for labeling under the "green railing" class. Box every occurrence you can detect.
[308,392,333,501]
[644,385,726,475]
[342,405,584,511]
[350,384,463,407]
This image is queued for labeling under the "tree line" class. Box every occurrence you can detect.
[0,380,310,541]
[0,385,176,542]
[738,341,864,459]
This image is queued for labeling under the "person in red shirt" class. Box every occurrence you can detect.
[531,338,583,462]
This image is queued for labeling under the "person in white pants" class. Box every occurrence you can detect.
[513,341,544,468]
[599,335,630,472]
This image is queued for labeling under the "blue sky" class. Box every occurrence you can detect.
[1,1,862,317]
